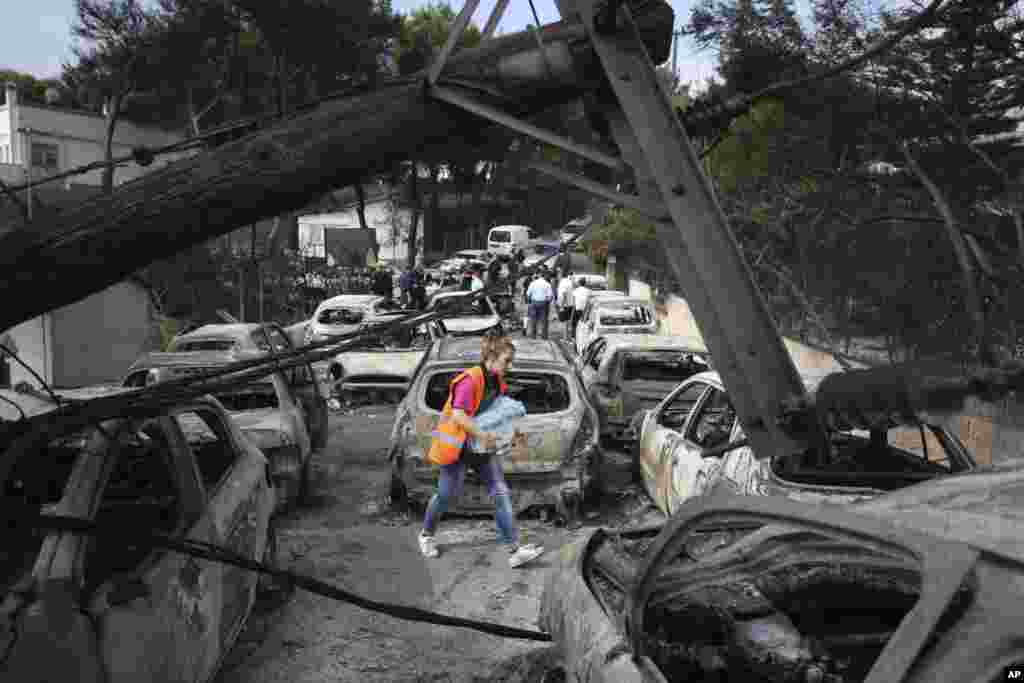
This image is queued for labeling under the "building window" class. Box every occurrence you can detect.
[31,142,59,172]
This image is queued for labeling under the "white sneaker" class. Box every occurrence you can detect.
[419,532,439,558]
[509,543,545,568]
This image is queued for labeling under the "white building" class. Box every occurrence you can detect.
[0,81,187,187]
[0,82,189,390]
[299,188,423,266]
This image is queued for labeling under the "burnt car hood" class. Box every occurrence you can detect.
[851,465,1024,561]
[440,316,501,334]
[336,350,425,378]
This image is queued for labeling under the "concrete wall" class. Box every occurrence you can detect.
[627,278,1020,465]
[50,281,160,388]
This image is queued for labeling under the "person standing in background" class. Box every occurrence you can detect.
[557,271,575,325]
[571,277,592,339]
[525,270,555,339]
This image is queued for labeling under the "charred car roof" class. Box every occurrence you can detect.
[598,333,708,354]
[427,337,568,367]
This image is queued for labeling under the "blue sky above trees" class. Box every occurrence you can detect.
[4,1,914,88]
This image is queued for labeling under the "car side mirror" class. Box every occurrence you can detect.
[700,437,749,459]
[108,575,150,605]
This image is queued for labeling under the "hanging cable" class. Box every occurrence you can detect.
[0,343,62,406]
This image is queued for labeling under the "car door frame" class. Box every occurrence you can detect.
[662,384,736,515]
[266,323,329,451]
[170,402,273,659]
[89,413,217,683]
[640,379,712,512]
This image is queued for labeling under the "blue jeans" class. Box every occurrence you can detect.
[527,302,550,339]
[422,455,518,546]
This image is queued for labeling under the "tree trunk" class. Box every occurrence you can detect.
[0,10,674,334]
[355,183,369,231]
[407,162,422,268]
[901,142,992,365]
[102,93,123,194]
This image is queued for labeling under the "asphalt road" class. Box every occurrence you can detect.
[214,265,662,683]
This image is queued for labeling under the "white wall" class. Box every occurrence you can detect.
[5,315,53,387]
[2,102,188,187]
[300,203,424,264]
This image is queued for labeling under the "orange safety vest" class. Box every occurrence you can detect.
[427,366,508,466]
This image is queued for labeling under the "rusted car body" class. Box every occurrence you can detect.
[305,294,404,345]
[387,338,602,517]
[123,351,316,510]
[636,371,976,516]
[574,297,658,355]
[0,387,276,683]
[323,314,445,405]
[578,334,709,443]
[163,323,328,451]
[539,490,1024,683]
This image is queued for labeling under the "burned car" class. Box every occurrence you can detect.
[124,351,317,509]
[304,294,404,345]
[425,291,504,336]
[539,491,1024,683]
[387,338,602,519]
[578,334,709,443]
[325,314,447,407]
[162,323,328,452]
[574,297,658,355]
[0,386,277,683]
[635,371,976,516]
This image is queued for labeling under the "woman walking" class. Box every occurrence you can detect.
[419,332,545,567]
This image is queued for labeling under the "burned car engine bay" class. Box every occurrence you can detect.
[566,496,1023,683]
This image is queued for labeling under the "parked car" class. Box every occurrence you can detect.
[305,294,404,344]
[387,337,602,519]
[575,296,657,354]
[159,322,328,452]
[160,321,327,450]
[578,334,710,443]
[539,489,1024,683]
[522,241,561,270]
[635,370,976,516]
[123,350,316,510]
[452,249,495,265]
[0,385,278,683]
[487,225,535,259]
[425,291,504,336]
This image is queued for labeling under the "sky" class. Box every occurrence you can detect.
[3,0,912,85]
[0,0,755,84]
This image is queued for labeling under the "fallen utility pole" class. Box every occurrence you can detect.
[0,3,672,335]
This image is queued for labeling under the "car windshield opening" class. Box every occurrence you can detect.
[599,305,653,326]
[318,308,365,325]
[432,297,494,318]
[174,339,238,352]
[426,371,571,414]
[490,231,511,242]
[771,425,961,489]
[622,352,708,382]
[213,380,280,411]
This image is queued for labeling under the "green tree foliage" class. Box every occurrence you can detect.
[396,1,482,75]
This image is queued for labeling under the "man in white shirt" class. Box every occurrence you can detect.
[557,271,574,324]
[470,268,485,292]
[525,271,555,339]
[571,277,592,339]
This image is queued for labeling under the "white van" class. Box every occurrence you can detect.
[487,225,534,259]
